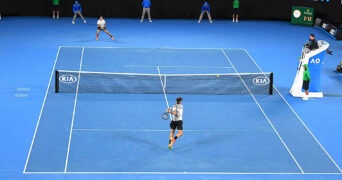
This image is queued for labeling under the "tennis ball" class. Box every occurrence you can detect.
[216,74,219,78]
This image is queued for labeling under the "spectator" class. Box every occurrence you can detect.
[302,64,310,100]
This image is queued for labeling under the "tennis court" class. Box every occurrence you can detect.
[23,47,340,174]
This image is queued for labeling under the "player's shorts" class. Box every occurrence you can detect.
[233,8,239,14]
[52,4,59,11]
[302,80,310,90]
[170,120,183,130]
[97,27,107,31]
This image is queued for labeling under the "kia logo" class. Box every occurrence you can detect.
[59,75,77,84]
[253,76,270,86]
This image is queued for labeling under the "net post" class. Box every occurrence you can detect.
[269,72,273,95]
[55,70,59,93]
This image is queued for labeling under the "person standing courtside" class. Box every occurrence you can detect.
[72,1,86,24]
[52,0,60,19]
[232,0,240,22]
[140,0,152,23]
[198,2,213,23]
[167,97,184,149]
[302,64,310,100]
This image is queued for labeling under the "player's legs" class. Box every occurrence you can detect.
[171,121,183,147]
[146,8,152,22]
[52,5,56,19]
[169,129,175,141]
[232,14,235,22]
[174,121,183,140]
[96,29,100,40]
[175,130,183,139]
[168,121,178,149]
[302,81,310,100]
[57,10,60,19]
[198,12,204,23]
[77,12,86,23]
[206,11,213,23]
[104,30,115,40]
[72,13,77,23]
[141,8,147,22]
[168,129,175,149]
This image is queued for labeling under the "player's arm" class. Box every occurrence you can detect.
[167,108,177,115]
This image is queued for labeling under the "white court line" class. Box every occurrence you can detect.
[243,49,342,173]
[64,46,85,172]
[221,49,304,173]
[23,47,62,173]
[23,171,342,175]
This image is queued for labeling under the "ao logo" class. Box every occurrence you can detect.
[310,58,321,64]
[253,76,270,86]
[59,75,77,84]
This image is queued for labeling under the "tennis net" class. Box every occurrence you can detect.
[55,70,273,95]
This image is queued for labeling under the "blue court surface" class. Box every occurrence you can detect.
[1,17,342,180]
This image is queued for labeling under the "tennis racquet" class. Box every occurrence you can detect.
[161,107,175,120]
[161,112,169,120]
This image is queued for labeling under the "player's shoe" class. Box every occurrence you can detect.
[96,37,98,41]
[72,21,75,24]
[84,20,87,23]
[111,36,115,40]
[168,138,175,149]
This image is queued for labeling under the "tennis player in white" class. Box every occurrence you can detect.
[96,16,114,41]
[167,97,183,149]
